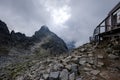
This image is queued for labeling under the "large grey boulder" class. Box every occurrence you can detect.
[49,71,60,80]
[69,72,75,80]
[60,69,69,80]
[71,64,78,75]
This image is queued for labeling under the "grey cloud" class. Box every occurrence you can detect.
[63,0,120,46]
[0,0,50,35]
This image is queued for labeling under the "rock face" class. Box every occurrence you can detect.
[0,20,11,45]
[0,20,68,55]
[0,20,11,56]
[0,20,9,35]
[11,30,33,49]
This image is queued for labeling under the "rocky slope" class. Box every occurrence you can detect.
[0,38,120,80]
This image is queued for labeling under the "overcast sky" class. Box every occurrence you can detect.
[0,0,119,47]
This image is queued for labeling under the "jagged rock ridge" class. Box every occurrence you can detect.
[0,20,68,56]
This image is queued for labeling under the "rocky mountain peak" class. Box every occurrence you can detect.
[40,25,50,32]
[33,25,68,54]
[34,25,50,38]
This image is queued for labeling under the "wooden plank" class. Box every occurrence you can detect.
[102,33,120,38]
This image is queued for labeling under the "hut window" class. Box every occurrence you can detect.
[114,8,120,26]
[112,13,117,27]
[106,16,112,31]
[117,11,120,25]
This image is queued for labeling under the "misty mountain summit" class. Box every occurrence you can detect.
[40,25,50,32]
[35,25,50,35]
[32,25,68,55]
[33,25,51,39]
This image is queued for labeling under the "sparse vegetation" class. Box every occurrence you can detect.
[0,46,10,56]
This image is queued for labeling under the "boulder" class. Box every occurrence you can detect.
[79,58,87,65]
[80,48,86,52]
[53,63,63,71]
[49,71,60,80]
[69,72,75,80]
[83,67,92,71]
[86,63,92,67]
[98,55,103,59]
[16,76,24,80]
[100,71,110,80]
[66,56,72,60]
[76,78,82,80]
[90,70,100,75]
[71,64,78,75]
[87,57,94,64]
[60,69,69,80]
[71,57,79,64]
[46,68,51,73]
[43,73,49,79]
[108,54,119,59]
[65,65,72,70]
[106,48,112,54]
[88,54,93,57]
[97,62,104,67]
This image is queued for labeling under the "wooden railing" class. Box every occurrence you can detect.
[90,2,120,42]
[90,18,107,42]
